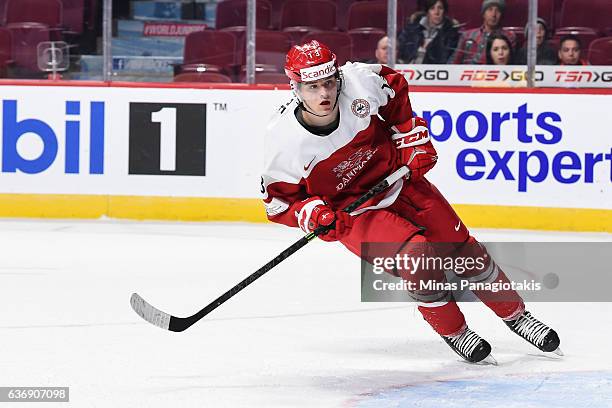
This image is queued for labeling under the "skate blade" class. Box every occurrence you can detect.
[551,347,564,356]
[479,354,498,366]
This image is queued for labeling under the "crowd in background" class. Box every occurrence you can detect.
[0,0,602,82]
[374,0,589,66]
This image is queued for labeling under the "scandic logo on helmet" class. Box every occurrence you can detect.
[300,60,336,81]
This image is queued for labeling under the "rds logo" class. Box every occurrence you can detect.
[2,100,105,174]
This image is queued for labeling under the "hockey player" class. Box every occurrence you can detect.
[260,40,561,363]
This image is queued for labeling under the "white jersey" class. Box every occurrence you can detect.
[261,62,414,227]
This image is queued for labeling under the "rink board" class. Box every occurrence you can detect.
[0,81,610,231]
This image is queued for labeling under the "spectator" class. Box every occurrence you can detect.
[397,0,460,64]
[486,33,513,65]
[558,35,588,65]
[450,0,516,64]
[515,18,557,65]
[374,36,390,64]
[367,36,398,65]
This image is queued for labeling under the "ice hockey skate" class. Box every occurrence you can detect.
[505,311,563,356]
[442,327,497,365]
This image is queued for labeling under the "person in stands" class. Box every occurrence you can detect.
[450,0,516,64]
[486,33,514,65]
[557,34,589,65]
[397,0,460,64]
[515,18,557,65]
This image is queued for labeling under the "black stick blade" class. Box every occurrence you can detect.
[130,293,171,331]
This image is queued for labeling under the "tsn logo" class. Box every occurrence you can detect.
[555,70,612,82]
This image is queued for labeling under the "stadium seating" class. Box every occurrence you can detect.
[266,0,287,29]
[5,0,63,28]
[348,27,385,62]
[182,30,237,73]
[5,22,50,73]
[177,63,223,74]
[346,0,406,32]
[215,0,273,30]
[280,0,337,31]
[174,72,233,82]
[252,71,289,83]
[0,27,11,77]
[0,0,7,25]
[85,0,97,33]
[332,0,360,31]
[587,37,612,65]
[558,0,612,35]
[553,27,599,54]
[301,31,352,64]
[237,30,293,71]
[61,0,86,35]
[446,0,481,30]
[239,66,289,82]
[500,0,555,31]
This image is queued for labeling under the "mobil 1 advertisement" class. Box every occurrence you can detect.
[410,91,612,210]
[0,85,284,198]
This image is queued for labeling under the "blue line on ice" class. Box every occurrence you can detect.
[354,371,612,408]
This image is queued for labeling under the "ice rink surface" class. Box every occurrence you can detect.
[1,219,611,408]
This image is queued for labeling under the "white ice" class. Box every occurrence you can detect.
[1,219,611,407]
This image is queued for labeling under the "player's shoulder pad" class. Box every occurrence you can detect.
[266,96,298,132]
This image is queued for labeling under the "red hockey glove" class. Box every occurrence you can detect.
[297,197,352,242]
[391,117,438,181]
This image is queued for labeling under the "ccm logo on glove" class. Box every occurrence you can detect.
[391,117,430,148]
[391,117,438,180]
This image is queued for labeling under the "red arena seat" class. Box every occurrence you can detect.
[5,0,63,28]
[215,0,272,30]
[182,30,237,73]
[60,0,85,34]
[237,30,293,71]
[0,27,12,77]
[347,0,406,31]
[6,22,50,73]
[254,71,290,83]
[500,0,555,30]
[587,37,612,65]
[0,0,7,25]
[446,0,482,30]
[280,0,337,31]
[174,72,233,83]
[559,0,612,35]
[348,27,385,62]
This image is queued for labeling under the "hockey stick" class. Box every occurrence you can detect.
[130,165,410,332]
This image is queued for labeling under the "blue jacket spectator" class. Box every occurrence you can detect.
[398,0,460,64]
